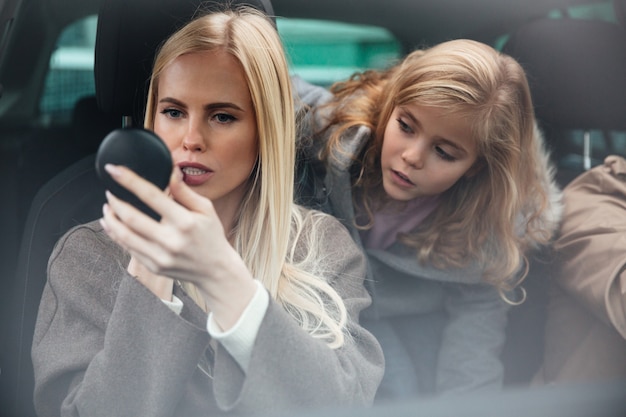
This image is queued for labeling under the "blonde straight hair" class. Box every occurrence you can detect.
[145,8,348,347]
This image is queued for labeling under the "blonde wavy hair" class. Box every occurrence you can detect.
[144,8,348,348]
[323,39,555,292]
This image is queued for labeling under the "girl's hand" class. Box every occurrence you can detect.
[100,164,257,330]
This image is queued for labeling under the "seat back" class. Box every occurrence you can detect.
[4,1,274,416]
[502,17,626,183]
[0,102,118,417]
[4,155,105,417]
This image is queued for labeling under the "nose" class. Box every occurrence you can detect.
[181,119,207,152]
[402,142,425,169]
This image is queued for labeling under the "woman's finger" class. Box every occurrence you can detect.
[100,200,171,272]
[167,167,215,216]
[104,164,181,219]
[104,190,159,240]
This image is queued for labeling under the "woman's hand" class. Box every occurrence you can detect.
[100,164,257,330]
[126,256,174,301]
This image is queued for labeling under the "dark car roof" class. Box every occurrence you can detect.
[272,0,596,47]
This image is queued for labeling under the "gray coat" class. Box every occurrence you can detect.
[31,217,384,417]
[293,76,562,397]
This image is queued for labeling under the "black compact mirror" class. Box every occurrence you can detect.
[95,128,173,220]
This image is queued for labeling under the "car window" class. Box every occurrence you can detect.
[278,18,401,86]
[547,0,618,21]
[39,15,97,125]
[36,3,624,169]
[37,15,401,126]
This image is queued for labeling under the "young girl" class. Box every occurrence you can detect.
[32,8,383,417]
[294,39,562,398]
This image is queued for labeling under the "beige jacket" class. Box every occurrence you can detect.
[535,155,626,383]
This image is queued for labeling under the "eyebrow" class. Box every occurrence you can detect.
[401,107,469,156]
[159,97,245,112]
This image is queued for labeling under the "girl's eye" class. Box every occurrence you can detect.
[435,146,456,162]
[161,108,183,119]
[396,117,412,133]
[214,113,236,123]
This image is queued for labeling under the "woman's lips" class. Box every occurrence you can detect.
[179,163,214,186]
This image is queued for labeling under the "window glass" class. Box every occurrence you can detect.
[39,15,97,125]
[277,18,401,87]
[37,16,401,125]
[547,0,618,21]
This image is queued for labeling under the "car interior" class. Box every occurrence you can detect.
[1,0,625,416]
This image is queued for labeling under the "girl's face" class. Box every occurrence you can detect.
[154,49,258,217]
[380,103,479,201]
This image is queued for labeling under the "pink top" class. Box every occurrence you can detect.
[361,195,440,250]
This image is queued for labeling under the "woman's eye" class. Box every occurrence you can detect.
[396,118,412,133]
[214,113,236,123]
[435,146,456,162]
[161,108,183,119]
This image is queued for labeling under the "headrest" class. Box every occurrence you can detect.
[503,18,626,131]
[94,0,275,125]
[72,95,120,152]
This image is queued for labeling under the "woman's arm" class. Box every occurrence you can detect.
[96,164,383,413]
[100,165,259,332]
[210,214,385,413]
[554,156,626,339]
[32,224,210,417]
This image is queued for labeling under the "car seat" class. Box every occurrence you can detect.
[2,1,274,416]
[499,16,626,386]
[502,17,626,185]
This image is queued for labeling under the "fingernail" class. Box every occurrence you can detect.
[104,164,121,177]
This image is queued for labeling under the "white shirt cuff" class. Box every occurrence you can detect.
[161,295,184,315]
[207,280,269,372]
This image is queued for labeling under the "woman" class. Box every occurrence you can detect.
[294,39,562,398]
[32,8,383,417]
